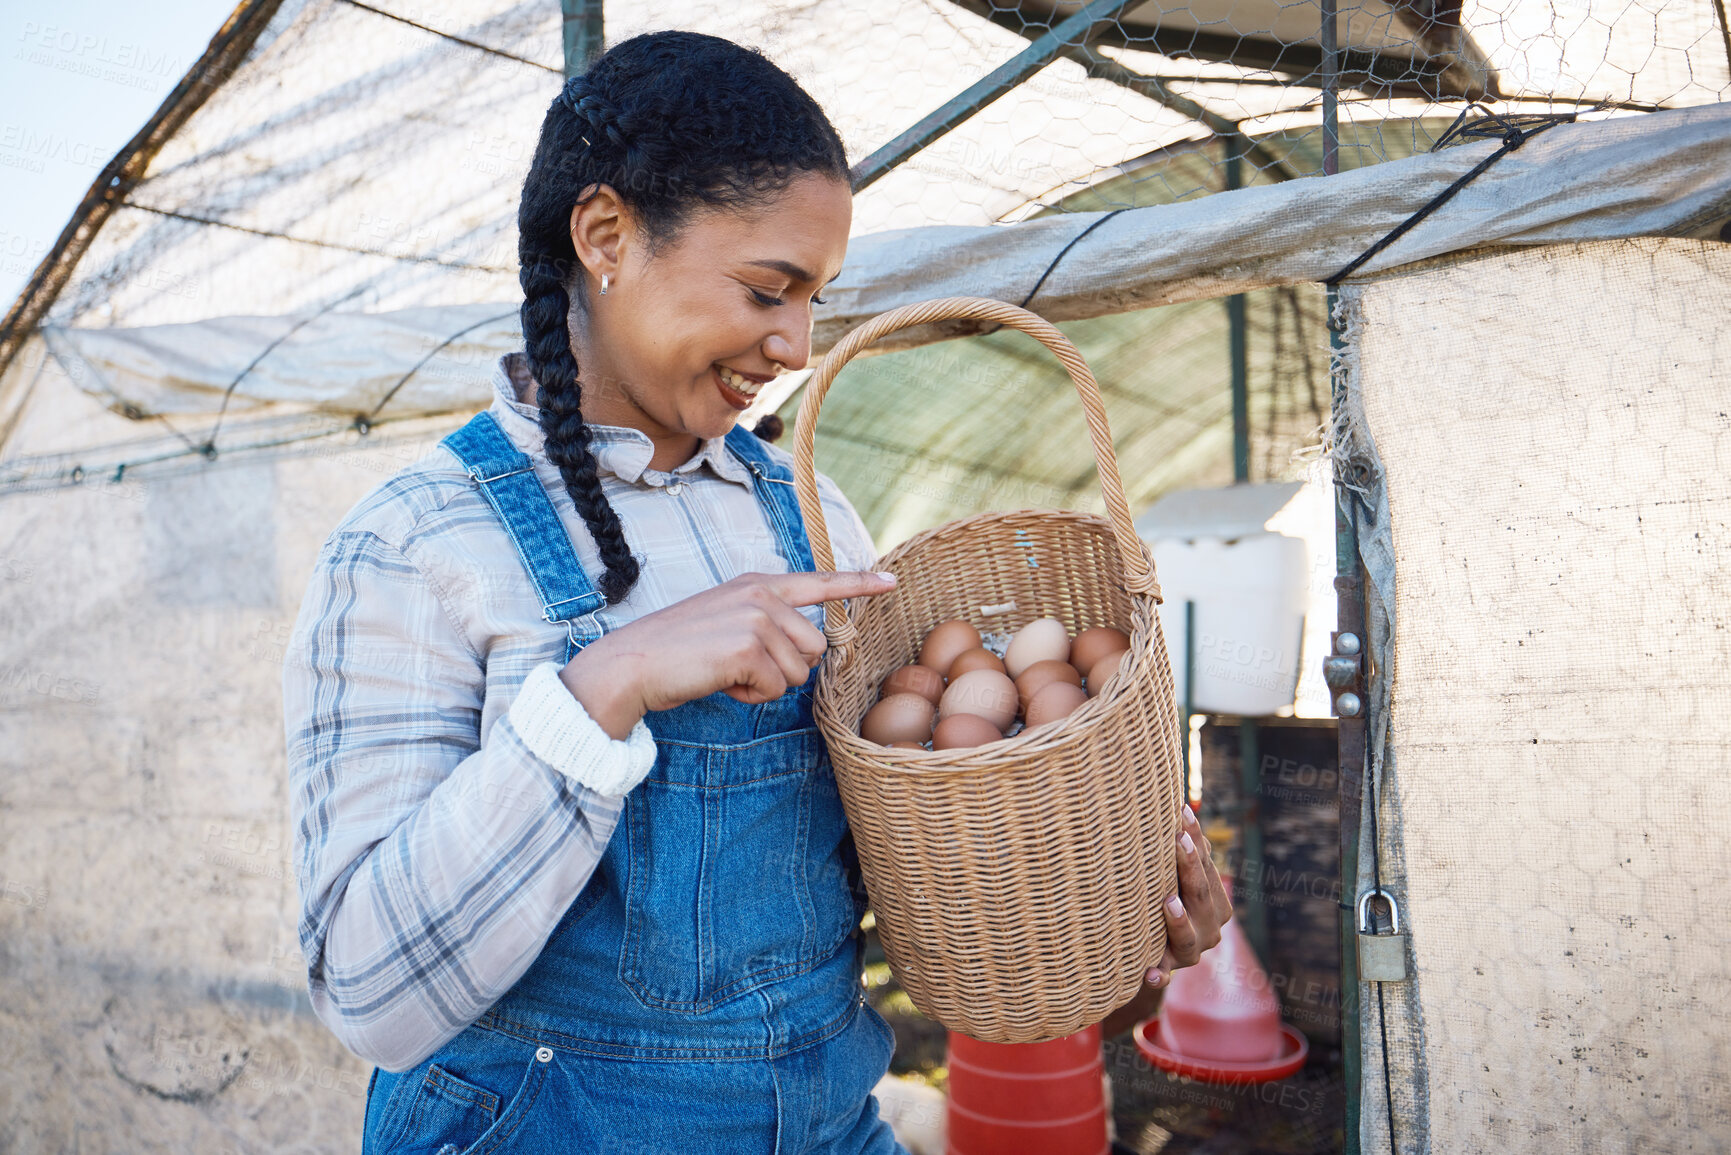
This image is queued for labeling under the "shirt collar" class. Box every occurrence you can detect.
[489,353,755,490]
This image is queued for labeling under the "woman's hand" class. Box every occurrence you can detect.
[1099,802,1233,1039]
[558,570,897,738]
[1152,803,1232,984]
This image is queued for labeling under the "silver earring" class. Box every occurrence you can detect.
[600,273,609,296]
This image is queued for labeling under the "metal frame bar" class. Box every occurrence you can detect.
[1237,718,1269,963]
[849,0,1141,193]
[1063,45,1299,183]
[0,0,290,456]
[949,0,1488,100]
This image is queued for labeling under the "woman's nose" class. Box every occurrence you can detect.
[763,326,810,373]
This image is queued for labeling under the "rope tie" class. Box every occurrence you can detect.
[1124,569,1164,601]
[1325,105,1583,286]
[825,614,861,650]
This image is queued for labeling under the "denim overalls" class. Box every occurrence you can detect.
[360,413,905,1155]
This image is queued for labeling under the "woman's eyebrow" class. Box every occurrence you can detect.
[745,258,842,286]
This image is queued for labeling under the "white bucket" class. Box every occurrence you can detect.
[1150,532,1309,716]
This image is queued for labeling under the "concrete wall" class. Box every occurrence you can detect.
[0,362,453,1153]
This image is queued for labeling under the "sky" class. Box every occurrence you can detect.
[1,0,239,309]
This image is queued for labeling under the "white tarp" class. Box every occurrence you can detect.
[40,303,519,419]
[34,101,1731,423]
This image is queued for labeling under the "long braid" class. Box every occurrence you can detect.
[519,248,640,605]
[515,32,850,604]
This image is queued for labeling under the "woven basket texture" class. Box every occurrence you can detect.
[791,297,1185,1043]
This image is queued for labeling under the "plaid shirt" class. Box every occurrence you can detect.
[283,353,876,1072]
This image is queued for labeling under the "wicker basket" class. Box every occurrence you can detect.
[790,296,1186,1044]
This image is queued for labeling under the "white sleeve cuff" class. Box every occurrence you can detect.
[508,661,657,797]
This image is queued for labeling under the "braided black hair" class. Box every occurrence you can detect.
[517,31,849,604]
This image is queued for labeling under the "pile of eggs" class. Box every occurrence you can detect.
[859,618,1133,751]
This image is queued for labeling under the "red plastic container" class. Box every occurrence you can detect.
[1132,881,1309,1085]
[1154,912,1284,1062]
[945,1024,1108,1155]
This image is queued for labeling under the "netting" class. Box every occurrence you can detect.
[0,0,1724,498]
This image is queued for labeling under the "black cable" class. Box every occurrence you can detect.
[2,407,463,494]
[1017,207,1131,311]
[1376,982,1397,1150]
[362,309,519,428]
[338,0,561,74]
[44,331,206,458]
[204,286,369,454]
[123,203,513,273]
[1325,107,1580,286]
[973,206,1132,340]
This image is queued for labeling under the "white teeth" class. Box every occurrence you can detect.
[718,366,762,397]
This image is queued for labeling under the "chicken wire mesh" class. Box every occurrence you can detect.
[708,0,1731,231]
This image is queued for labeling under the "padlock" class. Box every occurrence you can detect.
[1356,888,1409,983]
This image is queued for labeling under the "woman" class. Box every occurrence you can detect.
[284,29,1228,1155]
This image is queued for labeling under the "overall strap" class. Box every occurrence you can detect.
[441,412,606,627]
[724,425,818,574]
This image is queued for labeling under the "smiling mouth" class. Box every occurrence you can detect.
[713,364,766,409]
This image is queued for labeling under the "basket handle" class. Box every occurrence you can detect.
[790,296,1162,647]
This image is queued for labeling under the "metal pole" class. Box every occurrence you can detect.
[1330,317,1366,1155]
[1183,600,1196,801]
[1228,296,1248,480]
[1322,0,1341,177]
[1321,0,1358,1143]
[1237,717,1269,965]
[1222,135,1267,966]
[1334,326,1364,1155]
[1225,136,1250,486]
[561,0,604,78]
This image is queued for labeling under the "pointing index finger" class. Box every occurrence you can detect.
[764,570,898,608]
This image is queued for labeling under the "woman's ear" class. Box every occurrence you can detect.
[569,182,630,289]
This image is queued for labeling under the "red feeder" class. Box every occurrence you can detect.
[945,1023,1109,1155]
[1133,897,1308,1084]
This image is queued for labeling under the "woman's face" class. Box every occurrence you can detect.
[566,172,852,467]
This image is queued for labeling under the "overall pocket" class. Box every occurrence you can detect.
[618,725,855,1012]
[377,1048,552,1155]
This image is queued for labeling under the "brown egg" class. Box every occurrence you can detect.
[860,692,936,745]
[937,669,1018,732]
[1070,627,1130,677]
[879,663,944,705]
[1015,659,1084,712]
[919,619,982,678]
[932,712,1004,750]
[1086,650,1127,698]
[1003,618,1071,679]
[948,647,1006,679]
[886,741,926,750]
[1024,680,1087,729]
